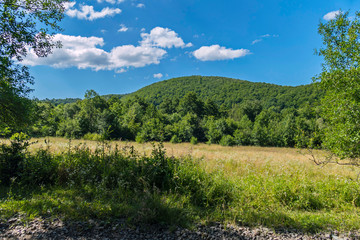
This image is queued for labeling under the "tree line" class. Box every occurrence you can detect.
[1,89,320,148]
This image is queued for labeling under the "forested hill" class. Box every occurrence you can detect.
[126,76,321,109]
[44,76,321,109]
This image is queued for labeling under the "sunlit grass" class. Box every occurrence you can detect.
[19,137,358,179]
[0,137,359,232]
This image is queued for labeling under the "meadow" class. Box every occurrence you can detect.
[0,137,359,233]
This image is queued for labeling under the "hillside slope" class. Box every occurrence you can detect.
[126,76,321,109]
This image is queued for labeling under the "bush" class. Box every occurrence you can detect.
[233,129,252,146]
[0,133,30,185]
[83,133,103,141]
[190,136,198,145]
[135,132,147,143]
[20,149,57,186]
[219,135,235,146]
[170,135,181,143]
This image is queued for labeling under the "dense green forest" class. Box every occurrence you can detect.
[127,76,321,109]
[2,76,323,148]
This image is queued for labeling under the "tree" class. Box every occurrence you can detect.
[0,80,33,129]
[177,92,204,117]
[0,0,67,128]
[315,11,360,162]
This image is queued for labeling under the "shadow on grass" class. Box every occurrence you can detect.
[0,186,195,228]
[0,186,331,237]
[239,209,323,234]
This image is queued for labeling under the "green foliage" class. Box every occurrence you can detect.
[56,119,82,139]
[83,133,103,141]
[315,11,360,160]
[126,76,321,110]
[230,100,262,122]
[170,135,181,144]
[0,0,66,128]
[28,76,323,148]
[43,98,81,106]
[190,136,198,145]
[219,135,235,146]
[177,92,204,117]
[29,86,322,148]
[0,80,34,129]
[172,113,201,142]
[0,133,30,185]
[233,115,253,145]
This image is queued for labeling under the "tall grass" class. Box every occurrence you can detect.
[0,137,360,232]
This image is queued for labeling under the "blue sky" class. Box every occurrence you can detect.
[23,0,360,99]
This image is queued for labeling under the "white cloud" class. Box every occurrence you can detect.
[140,27,192,48]
[22,27,192,72]
[118,24,128,32]
[251,39,262,45]
[193,45,251,61]
[251,33,278,45]
[109,45,166,68]
[260,34,271,38]
[22,34,166,72]
[63,2,76,10]
[22,34,109,70]
[153,73,163,79]
[97,0,124,4]
[136,3,145,8]
[65,4,121,20]
[323,10,341,21]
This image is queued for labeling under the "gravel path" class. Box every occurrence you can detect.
[0,217,359,240]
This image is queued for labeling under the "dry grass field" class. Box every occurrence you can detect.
[13,137,357,180]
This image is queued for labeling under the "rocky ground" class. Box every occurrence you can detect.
[0,216,359,240]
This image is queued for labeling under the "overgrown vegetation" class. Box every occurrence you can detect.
[1,77,323,150]
[0,136,359,232]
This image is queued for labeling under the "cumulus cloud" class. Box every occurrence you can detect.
[65,3,121,20]
[140,27,192,48]
[136,3,145,8]
[22,34,166,72]
[22,27,192,72]
[109,45,166,68]
[118,24,128,32]
[323,10,341,21]
[22,34,108,70]
[153,73,163,79]
[193,45,251,61]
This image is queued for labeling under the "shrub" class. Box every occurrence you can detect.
[219,135,235,146]
[190,136,198,145]
[20,149,57,186]
[170,135,181,143]
[135,132,147,143]
[83,133,103,141]
[0,133,30,185]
